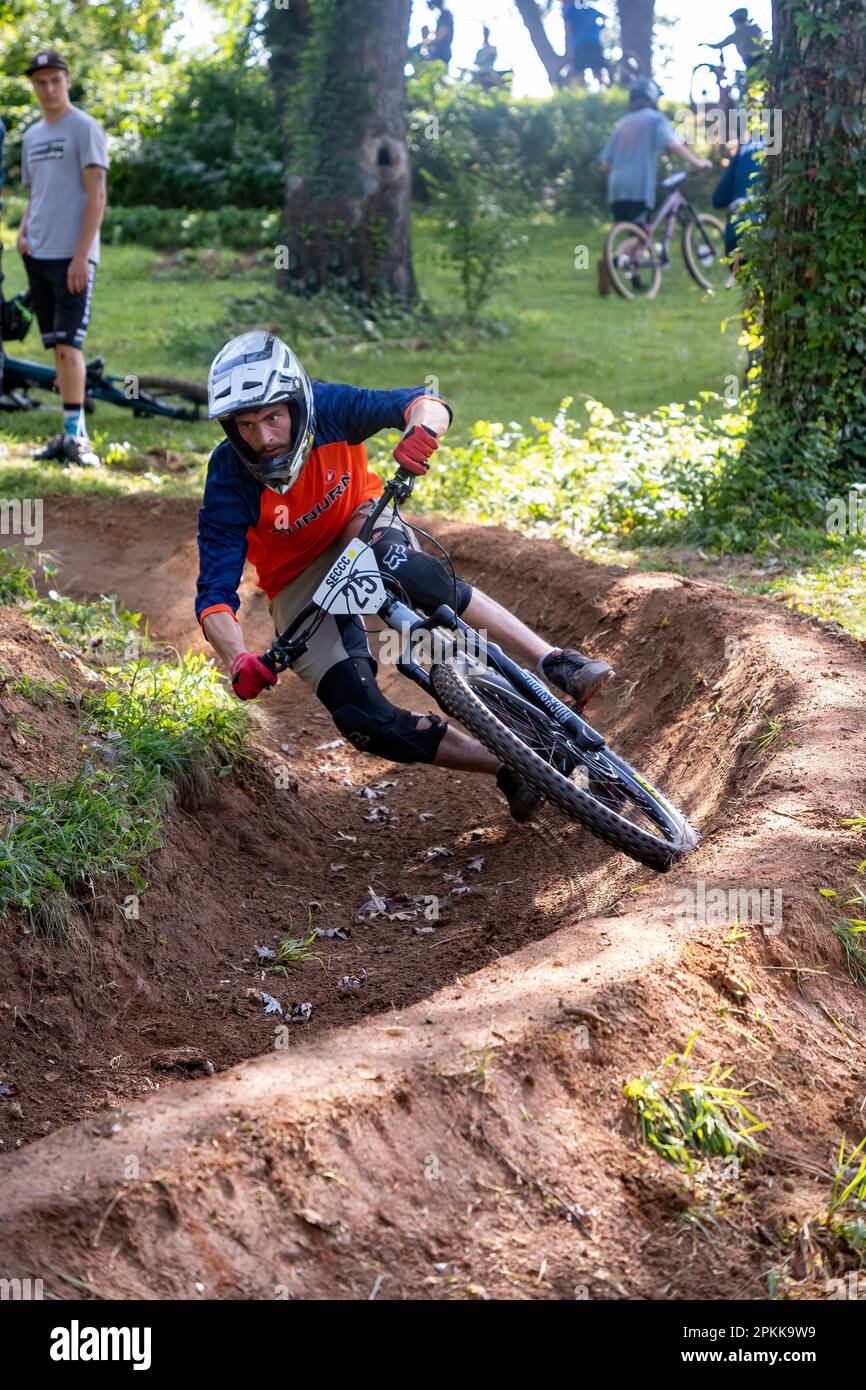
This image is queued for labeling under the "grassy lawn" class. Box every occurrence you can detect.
[0,214,742,454]
[2,214,861,643]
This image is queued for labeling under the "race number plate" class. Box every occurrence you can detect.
[312,540,386,616]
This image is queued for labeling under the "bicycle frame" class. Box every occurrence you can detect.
[258,469,607,757]
[1,354,205,421]
[639,183,718,262]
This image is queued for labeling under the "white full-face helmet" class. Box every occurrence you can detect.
[207,330,316,493]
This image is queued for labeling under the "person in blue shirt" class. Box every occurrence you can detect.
[712,135,764,282]
[561,1,608,85]
[0,114,5,395]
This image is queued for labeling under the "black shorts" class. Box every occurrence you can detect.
[573,39,604,71]
[611,201,651,226]
[22,255,96,350]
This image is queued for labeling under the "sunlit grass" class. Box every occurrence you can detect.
[624,1032,768,1172]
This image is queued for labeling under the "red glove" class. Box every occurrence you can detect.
[231,651,278,701]
[392,423,439,474]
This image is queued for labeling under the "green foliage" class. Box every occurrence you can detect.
[108,57,284,210]
[829,862,866,989]
[0,626,250,937]
[828,1135,866,1263]
[408,68,624,216]
[29,591,145,663]
[87,654,251,810]
[0,548,37,605]
[624,1032,768,1172]
[0,762,161,939]
[741,0,866,474]
[101,203,281,250]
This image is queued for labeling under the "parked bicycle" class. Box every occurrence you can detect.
[603,172,727,301]
[258,464,700,874]
[0,293,207,421]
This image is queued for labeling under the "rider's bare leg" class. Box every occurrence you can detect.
[459,587,552,669]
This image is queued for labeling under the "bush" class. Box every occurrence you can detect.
[102,203,281,249]
[108,57,284,210]
[396,391,833,555]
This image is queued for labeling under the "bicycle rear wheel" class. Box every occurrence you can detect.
[430,659,699,872]
[132,376,208,420]
[682,214,727,290]
[603,222,662,301]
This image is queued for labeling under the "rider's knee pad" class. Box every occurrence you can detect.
[371,526,472,616]
[316,657,448,765]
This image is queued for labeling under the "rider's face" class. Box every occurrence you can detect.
[234,402,292,459]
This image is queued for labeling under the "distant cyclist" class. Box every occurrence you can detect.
[704,9,765,72]
[598,77,711,292]
[599,77,711,229]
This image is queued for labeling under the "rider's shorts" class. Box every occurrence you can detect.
[268,500,421,696]
[22,255,96,349]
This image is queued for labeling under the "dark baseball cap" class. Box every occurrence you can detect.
[25,49,70,76]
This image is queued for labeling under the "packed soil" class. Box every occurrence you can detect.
[0,493,865,1301]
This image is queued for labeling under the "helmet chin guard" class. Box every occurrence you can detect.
[208,331,316,491]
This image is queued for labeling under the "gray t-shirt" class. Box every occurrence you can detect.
[21,106,109,262]
[600,108,676,209]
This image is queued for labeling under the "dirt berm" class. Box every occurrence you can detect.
[0,496,864,1299]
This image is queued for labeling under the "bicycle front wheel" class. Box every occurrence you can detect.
[430,658,699,872]
[682,214,727,290]
[603,222,662,301]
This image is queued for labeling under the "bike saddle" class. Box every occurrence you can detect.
[661,171,687,189]
[85,355,105,375]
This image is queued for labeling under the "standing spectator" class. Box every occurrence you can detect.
[17,49,108,467]
[426,1,455,67]
[561,1,608,85]
[475,25,497,72]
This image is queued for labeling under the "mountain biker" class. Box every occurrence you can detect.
[196,331,614,822]
[17,49,108,469]
[705,9,765,72]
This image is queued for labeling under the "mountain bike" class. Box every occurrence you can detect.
[603,172,727,301]
[258,466,700,873]
[0,295,207,421]
[0,353,207,421]
[689,55,740,117]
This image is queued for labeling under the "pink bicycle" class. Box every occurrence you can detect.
[603,171,726,301]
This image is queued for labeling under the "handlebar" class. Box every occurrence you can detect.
[257,465,419,676]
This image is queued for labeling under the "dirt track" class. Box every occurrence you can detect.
[1,494,865,1300]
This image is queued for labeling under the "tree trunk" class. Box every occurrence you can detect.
[513,0,567,87]
[273,0,417,304]
[750,0,866,466]
[616,0,654,75]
